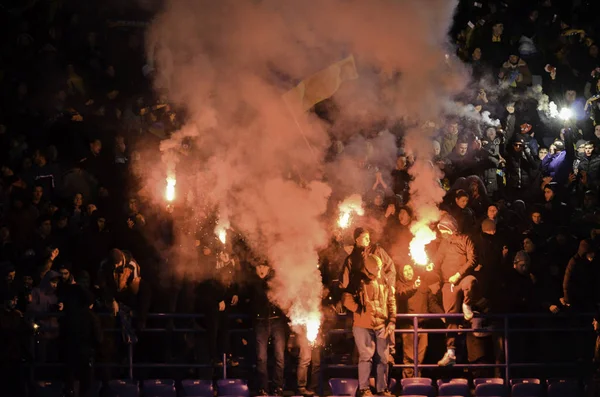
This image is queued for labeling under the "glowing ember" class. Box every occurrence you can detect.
[214,218,230,244]
[409,221,436,266]
[337,194,364,229]
[165,177,176,202]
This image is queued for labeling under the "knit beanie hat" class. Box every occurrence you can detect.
[437,214,459,234]
[513,250,530,265]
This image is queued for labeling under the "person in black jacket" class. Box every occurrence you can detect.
[205,249,239,368]
[249,261,287,396]
[0,289,30,397]
[578,141,600,189]
[60,285,102,397]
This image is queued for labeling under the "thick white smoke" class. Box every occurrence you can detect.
[145,0,466,333]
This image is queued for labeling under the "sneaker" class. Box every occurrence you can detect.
[358,388,374,397]
[256,389,268,396]
[297,387,315,396]
[462,302,474,321]
[273,387,284,396]
[437,351,456,366]
[377,389,394,396]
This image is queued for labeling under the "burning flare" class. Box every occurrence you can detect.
[165,177,176,202]
[409,220,436,266]
[291,308,321,345]
[337,194,364,229]
[214,218,230,244]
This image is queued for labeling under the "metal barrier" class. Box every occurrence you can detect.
[27,311,595,385]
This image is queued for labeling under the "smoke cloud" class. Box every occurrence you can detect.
[145,0,467,328]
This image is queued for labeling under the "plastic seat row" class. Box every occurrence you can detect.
[34,378,249,397]
[329,377,581,397]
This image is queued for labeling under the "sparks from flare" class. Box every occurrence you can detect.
[337,194,364,229]
[165,177,176,202]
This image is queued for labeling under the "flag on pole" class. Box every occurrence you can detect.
[283,55,359,113]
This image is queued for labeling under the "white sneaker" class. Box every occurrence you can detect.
[437,351,456,366]
[462,303,474,321]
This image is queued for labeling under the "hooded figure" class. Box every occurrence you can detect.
[433,214,479,367]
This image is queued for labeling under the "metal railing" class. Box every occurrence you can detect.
[27,311,595,385]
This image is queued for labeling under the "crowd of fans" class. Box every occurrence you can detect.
[2,0,600,396]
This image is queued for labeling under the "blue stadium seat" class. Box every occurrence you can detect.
[181,379,214,397]
[436,378,468,388]
[547,378,579,397]
[216,379,249,397]
[400,377,432,386]
[511,378,542,397]
[438,380,470,397]
[107,379,140,397]
[329,378,359,396]
[143,379,176,397]
[474,378,506,397]
[33,381,64,397]
[402,383,435,397]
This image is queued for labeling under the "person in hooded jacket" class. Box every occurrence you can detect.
[481,127,505,196]
[445,189,477,237]
[342,254,396,397]
[433,214,479,366]
[505,137,539,201]
[60,284,102,397]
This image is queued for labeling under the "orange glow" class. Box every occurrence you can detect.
[214,218,230,244]
[337,194,364,229]
[409,221,436,266]
[291,308,321,345]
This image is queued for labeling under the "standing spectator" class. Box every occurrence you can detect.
[60,285,102,397]
[249,262,286,396]
[342,255,395,397]
[396,261,440,378]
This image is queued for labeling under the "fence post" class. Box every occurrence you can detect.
[223,352,227,379]
[413,316,419,376]
[503,315,509,383]
[128,343,133,380]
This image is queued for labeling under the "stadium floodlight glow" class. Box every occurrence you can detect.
[559,107,573,121]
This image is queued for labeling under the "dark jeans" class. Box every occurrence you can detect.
[401,332,427,378]
[441,276,477,349]
[297,332,321,391]
[255,318,286,391]
[65,353,94,397]
[207,310,230,362]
